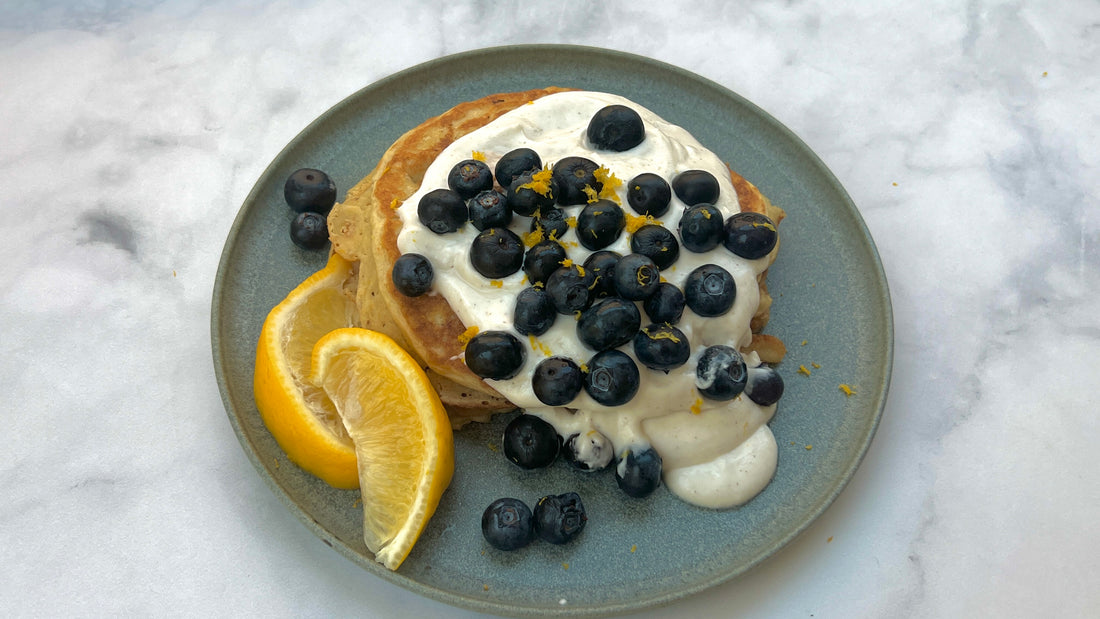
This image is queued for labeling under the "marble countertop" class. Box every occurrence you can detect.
[3,1,1098,617]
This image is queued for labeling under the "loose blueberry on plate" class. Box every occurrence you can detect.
[587,104,645,152]
[470,227,524,279]
[417,188,468,234]
[447,159,493,200]
[695,345,748,400]
[482,497,534,551]
[495,147,542,187]
[468,189,512,231]
[576,297,641,352]
[630,224,679,270]
[523,239,568,287]
[615,447,662,498]
[643,282,685,324]
[289,212,328,250]
[583,250,621,299]
[534,492,587,545]
[502,414,560,469]
[683,263,736,316]
[723,211,778,259]
[678,203,725,253]
[551,156,602,206]
[513,287,556,336]
[532,357,584,406]
[672,169,720,206]
[633,323,690,371]
[506,169,557,217]
[584,349,640,406]
[612,253,660,301]
[562,430,613,471]
[746,364,784,406]
[284,168,336,214]
[531,205,570,241]
[545,264,594,315]
[391,253,433,297]
[464,331,526,380]
[626,172,672,217]
[576,199,625,250]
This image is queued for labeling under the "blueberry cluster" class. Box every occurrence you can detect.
[283,168,337,250]
[481,492,587,551]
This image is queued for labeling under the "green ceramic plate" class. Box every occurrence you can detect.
[212,45,892,617]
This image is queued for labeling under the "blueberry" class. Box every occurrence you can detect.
[630,224,679,270]
[583,250,621,299]
[468,189,512,231]
[615,447,662,498]
[678,203,725,253]
[612,253,660,301]
[545,264,594,315]
[695,345,748,400]
[723,212,778,259]
[531,205,570,241]
[502,414,559,469]
[576,199,625,250]
[523,240,567,287]
[495,148,541,187]
[627,172,672,217]
[447,159,493,200]
[290,212,328,249]
[391,253,433,297]
[481,497,534,551]
[284,168,336,214]
[506,169,557,217]
[552,156,601,206]
[584,349,639,407]
[587,105,645,152]
[633,323,690,372]
[470,227,524,279]
[642,282,685,324]
[532,357,584,406]
[672,169,720,206]
[746,364,784,406]
[562,430,613,471]
[684,264,736,317]
[513,287,556,336]
[465,330,526,380]
[576,297,641,352]
[534,492,587,545]
[417,188,468,234]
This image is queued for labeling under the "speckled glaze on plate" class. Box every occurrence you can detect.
[211,45,892,617]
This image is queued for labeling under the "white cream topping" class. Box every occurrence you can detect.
[396,91,779,509]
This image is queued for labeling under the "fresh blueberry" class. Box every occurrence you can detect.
[447,159,493,200]
[672,169,720,206]
[470,227,524,279]
[284,168,336,214]
[532,357,584,406]
[576,297,641,352]
[391,253,433,297]
[583,250,621,299]
[506,169,557,217]
[642,282,686,324]
[551,156,601,206]
[290,212,328,249]
[746,364,784,406]
[584,349,639,407]
[678,203,725,253]
[513,287,556,336]
[495,148,541,187]
[523,240,567,287]
[612,253,660,301]
[468,189,512,231]
[626,172,672,217]
[633,323,690,372]
[502,414,560,469]
[562,430,613,471]
[723,212,778,259]
[615,447,662,498]
[586,105,645,152]
[695,345,748,400]
[417,188,468,234]
[630,224,679,270]
[576,199,625,250]
[534,492,587,545]
[465,330,526,380]
[481,497,534,551]
[684,264,736,317]
[531,205,570,241]
[545,264,594,315]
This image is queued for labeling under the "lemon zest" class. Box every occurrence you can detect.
[519,166,554,197]
[798,364,811,376]
[624,212,660,234]
[812,362,821,369]
[490,280,503,288]
[457,326,479,346]
[471,150,486,161]
[583,184,600,203]
[594,166,622,203]
[839,384,857,397]
[528,334,553,357]
[690,398,703,415]
[523,227,544,247]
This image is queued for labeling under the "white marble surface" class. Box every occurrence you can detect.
[2,1,1098,617]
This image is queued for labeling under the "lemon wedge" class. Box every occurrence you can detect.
[310,327,454,570]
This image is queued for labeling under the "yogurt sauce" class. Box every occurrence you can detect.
[396,91,780,509]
